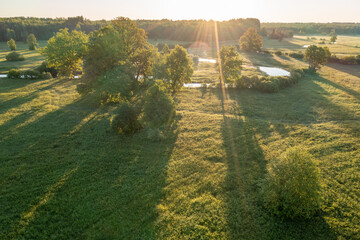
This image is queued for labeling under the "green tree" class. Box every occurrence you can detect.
[7,39,16,51]
[304,45,331,70]
[165,45,194,95]
[330,30,337,44]
[220,46,242,84]
[27,33,39,50]
[41,28,88,78]
[239,27,262,52]
[143,82,175,128]
[83,17,150,84]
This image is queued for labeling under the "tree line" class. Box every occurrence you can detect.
[0,17,260,42]
[262,22,360,35]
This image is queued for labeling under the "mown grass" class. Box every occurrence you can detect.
[0,37,359,239]
[0,40,47,74]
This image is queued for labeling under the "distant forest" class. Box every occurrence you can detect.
[1,17,359,43]
[262,22,360,35]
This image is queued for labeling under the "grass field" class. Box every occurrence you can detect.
[0,40,47,74]
[0,36,359,239]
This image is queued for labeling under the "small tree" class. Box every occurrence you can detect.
[304,45,331,70]
[41,28,88,78]
[7,39,16,51]
[330,35,337,44]
[27,33,39,50]
[261,147,321,219]
[220,46,242,84]
[239,28,263,52]
[143,83,176,128]
[165,45,194,95]
[329,29,337,44]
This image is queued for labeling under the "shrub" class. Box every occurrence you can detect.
[6,52,25,61]
[143,83,176,128]
[7,69,21,79]
[35,61,58,77]
[21,70,41,79]
[290,69,303,81]
[112,102,142,135]
[289,52,304,59]
[93,67,134,105]
[275,50,282,56]
[41,72,53,80]
[261,147,321,219]
[7,38,16,51]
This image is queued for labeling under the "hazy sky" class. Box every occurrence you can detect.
[1,0,360,22]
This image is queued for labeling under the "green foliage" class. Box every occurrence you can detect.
[261,147,321,219]
[92,67,134,105]
[165,45,194,94]
[22,70,41,79]
[112,102,142,135]
[235,68,304,93]
[7,69,21,79]
[220,46,242,84]
[5,52,25,61]
[143,83,176,128]
[26,33,39,50]
[239,28,263,52]
[41,28,88,78]
[83,18,150,84]
[41,72,53,80]
[7,38,16,51]
[304,45,331,70]
[289,52,304,59]
[162,44,170,54]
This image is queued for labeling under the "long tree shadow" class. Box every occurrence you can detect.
[1,93,179,239]
[221,92,338,239]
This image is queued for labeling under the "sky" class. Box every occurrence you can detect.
[1,0,360,22]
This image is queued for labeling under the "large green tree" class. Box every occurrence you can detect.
[41,28,88,78]
[83,17,152,84]
[7,39,16,51]
[304,45,331,70]
[239,27,263,52]
[165,45,193,95]
[27,33,39,50]
[220,46,242,84]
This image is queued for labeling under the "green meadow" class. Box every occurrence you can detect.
[0,36,359,239]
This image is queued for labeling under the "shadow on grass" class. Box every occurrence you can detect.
[1,94,178,239]
[220,89,337,239]
[241,51,287,68]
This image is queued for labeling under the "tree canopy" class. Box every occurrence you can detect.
[41,28,88,78]
[165,45,193,95]
[7,38,16,51]
[26,33,39,50]
[220,46,242,84]
[239,27,262,52]
[304,45,331,70]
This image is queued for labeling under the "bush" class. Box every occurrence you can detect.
[41,72,53,80]
[112,102,142,135]
[275,50,282,56]
[93,67,134,105]
[289,52,304,59]
[143,83,176,128]
[7,69,21,79]
[261,147,321,219]
[6,52,25,61]
[22,70,41,79]
[35,61,58,78]
[7,39,16,51]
